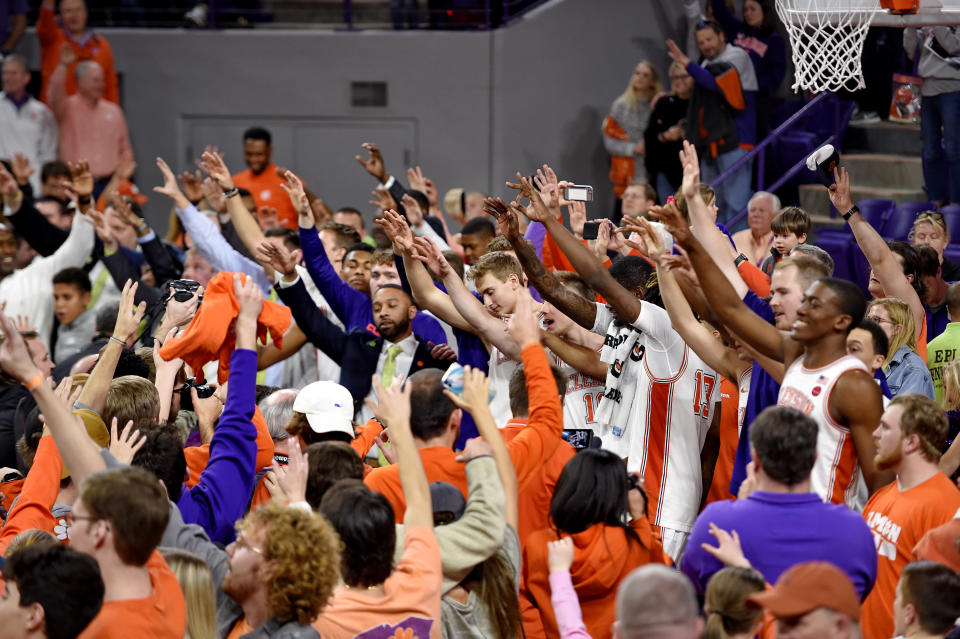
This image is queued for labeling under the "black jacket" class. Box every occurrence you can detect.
[685,60,741,159]
[275,278,451,413]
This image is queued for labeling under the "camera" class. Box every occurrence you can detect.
[166,279,203,305]
[178,376,216,413]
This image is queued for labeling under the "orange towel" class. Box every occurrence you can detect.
[159,271,292,383]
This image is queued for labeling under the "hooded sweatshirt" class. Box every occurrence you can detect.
[521,517,669,639]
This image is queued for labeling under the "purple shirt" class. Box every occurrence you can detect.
[0,0,28,42]
[680,491,878,599]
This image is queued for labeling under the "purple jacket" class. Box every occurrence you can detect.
[680,491,878,599]
[177,348,258,545]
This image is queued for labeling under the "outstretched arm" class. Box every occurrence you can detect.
[652,201,788,362]
[630,217,745,382]
[485,197,597,329]
[507,173,642,323]
[832,167,925,333]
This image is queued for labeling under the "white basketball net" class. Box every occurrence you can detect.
[776,0,878,93]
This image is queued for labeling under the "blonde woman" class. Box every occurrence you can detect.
[603,61,662,202]
[160,549,217,639]
[866,298,935,398]
[703,567,767,639]
[909,210,960,280]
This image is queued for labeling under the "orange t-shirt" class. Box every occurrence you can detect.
[365,343,564,522]
[912,512,960,572]
[79,550,187,639]
[522,518,669,639]
[232,163,300,230]
[313,525,443,639]
[0,436,63,555]
[37,6,119,105]
[705,376,741,505]
[861,472,960,639]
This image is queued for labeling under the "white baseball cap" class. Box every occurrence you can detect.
[293,381,355,438]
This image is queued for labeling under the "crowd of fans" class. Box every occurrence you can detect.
[0,1,959,639]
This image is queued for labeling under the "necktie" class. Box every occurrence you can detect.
[381,344,404,386]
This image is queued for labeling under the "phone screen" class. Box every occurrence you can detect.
[562,429,594,450]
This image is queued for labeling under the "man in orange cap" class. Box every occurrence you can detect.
[746,561,861,639]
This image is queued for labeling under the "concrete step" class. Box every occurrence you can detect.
[839,153,923,191]
[845,120,922,156]
[799,183,928,215]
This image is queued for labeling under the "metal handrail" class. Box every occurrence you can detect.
[709,92,849,227]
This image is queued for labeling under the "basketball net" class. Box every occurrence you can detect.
[775,0,877,93]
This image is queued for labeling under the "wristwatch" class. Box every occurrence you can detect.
[734,253,749,267]
[842,205,859,221]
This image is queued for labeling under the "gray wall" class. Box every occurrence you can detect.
[20,0,695,225]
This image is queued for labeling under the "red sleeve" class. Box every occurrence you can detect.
[37,5,58,46]
[507,343,564,489]
[350,419,383,459]
[0,436,62,555]
[252,406,274,474]
[738,260,770,297]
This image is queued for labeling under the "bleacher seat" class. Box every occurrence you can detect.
[884,201,936,241]
[940,204,960,237]
[943,243,960,266]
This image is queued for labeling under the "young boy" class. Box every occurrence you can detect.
[52,267,95,363]
[762,206,811,276]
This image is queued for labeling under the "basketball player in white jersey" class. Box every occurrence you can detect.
[652,182,892,503]
[378,209,540,426]
[492,178,719,561]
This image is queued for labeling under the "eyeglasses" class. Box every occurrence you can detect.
[68,515,101,528]
[866,315,895,326]
[915,211,944,223]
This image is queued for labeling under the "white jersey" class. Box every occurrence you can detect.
[777,354,872,507]
[602,301,719,534]
[593,304,645,457]
[555,354,606,435]
[489,344,519,427]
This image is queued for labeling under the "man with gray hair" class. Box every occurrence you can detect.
[733,190,780,266]
[790,243,835,275]
[0,54,58,192]
[613,565,703,639]
[48,47,131,188]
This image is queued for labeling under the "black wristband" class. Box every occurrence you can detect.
[734,253,749,267]
[77,194,91,205]
[223,187,239,199]
[842,205,859,221]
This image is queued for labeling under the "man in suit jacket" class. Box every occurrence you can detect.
[276,279,454,418]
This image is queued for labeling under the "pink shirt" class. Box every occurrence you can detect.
[49,66,132,178]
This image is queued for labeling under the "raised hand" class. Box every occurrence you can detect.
[0,163,19,199]
[92,208,118,252]
[649,201,693,249]
[375,209,415,254]
[411,236,451,278]
[355,143,388,183]
[234,273,264,321]
[369,187,397,213]
[401,193,425,227]
[265,438,309,503]
[678,140,700,201]
[547,537,575,573]
[52,376,81,409]
[279,170,310,218]
[256,240,299,281]
[505,173,551,223]
[666,39,690,67]
[828,166,853,214]
[13,315,34,334]
[366,374,412,432]
[178,170,204,203]
[482,197,521,242]
[622,217,664,259]
[111,196,144,232]
[197,150,235,191]
[153,157,188,208]
[567,200,587,237]
[442,365,491,415]
[593,219,612,261]
[0,311,41,384]
[701,522,751,569]
[11,153,34,187]
[407,165,427,193]
[114,280,147,343]
[115,157,137,182]
[201,177,227,214]
[109,418,147,464]
[66,160,93,199]
[506,289,539,347]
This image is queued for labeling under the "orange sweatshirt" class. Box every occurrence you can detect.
[0,436,63,555]
[159,272,291,385]
[366,343,564,521]
[522,517,669,639]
